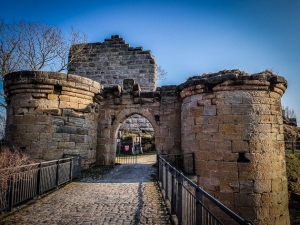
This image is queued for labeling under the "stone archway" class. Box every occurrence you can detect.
[119,114,154,134]
[112,109,159,139]
[95,85,182,165]
[111,109,159,159]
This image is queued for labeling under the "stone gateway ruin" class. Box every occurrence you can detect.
[4,35,290,224]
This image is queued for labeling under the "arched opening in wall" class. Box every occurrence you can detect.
[113,112,158,165]
[117,114,155,155]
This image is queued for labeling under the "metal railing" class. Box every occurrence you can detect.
[63,154,82,178]
[115,154,137,164]
[160,153,195,175]
[285,141,300,153]
[158,155,253,225]
[0,157,81,212]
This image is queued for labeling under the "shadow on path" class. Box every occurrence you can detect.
[1,154,171,225]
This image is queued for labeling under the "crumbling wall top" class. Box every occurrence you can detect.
[178,69,288,96]
[4,71,102,95]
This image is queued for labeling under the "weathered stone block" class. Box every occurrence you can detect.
[202,124,218,133]
[59,95,70,101]
[23,132,39,142]
[56,125,77,134]
[224,96,243,104]
[231,104,254,115]
[239,180,254,193]
[68,117,86,126]
[58,141,76,149]
[258,115,278,124]
[216,105,231,115]
[232,141,249,153]
[59,101,78,109]
[199,140,215,151]
[19,99,38,108]
[27,125,46,133]
[35,115,52,125]
[203,105,216,116]
[70,134,86,143]
[254,179,271,193]
[46,141,61,150]
[220,179,239,193]
[191,125,203,133]
[47,94,59,100]
[13,115,25,124]
[215,141,231,152]
[189,106,204,117]
[219,124,235,133]
[53,133,70,141]
[211,170,238,180]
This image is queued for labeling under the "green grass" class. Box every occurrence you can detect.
[286,153,300,224]
[286,153,300,194]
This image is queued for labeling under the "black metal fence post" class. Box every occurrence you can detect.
[56,159,60,188]
[8,175,14,212]
[171,169,177,215]
[36,162,41,196]
[78,156,82,178]
[69,158,73,181]
[158,157,161,181]
[165,164,169,200]
[196,188,203,225]
[177,173,183,224]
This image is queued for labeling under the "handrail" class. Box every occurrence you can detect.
[0,157,81,212]
[0,157,74,172]
[158,154,253,225]
[160,152,195,175]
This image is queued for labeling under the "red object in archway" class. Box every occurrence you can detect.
[124,145,130,151]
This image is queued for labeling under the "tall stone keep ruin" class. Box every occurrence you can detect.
[68,35,156,91]
[4,35,290,224]
[68,35,156,134]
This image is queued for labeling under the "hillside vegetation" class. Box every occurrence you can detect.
[284,124,300,224]
[284,124,300,194]
[286,153,300,194]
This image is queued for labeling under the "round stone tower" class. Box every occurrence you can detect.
[4,71,101,168]
[179,70,289,224]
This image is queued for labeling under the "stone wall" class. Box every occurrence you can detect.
[94,83,182,164]
[4,71,101,168]
[156,85,181,154]
[119,114,154,134]
[4,69,290,224]
[179,69,289,224]
[68,35,157,136]
[68,35,157,92]
[4,34,291,224]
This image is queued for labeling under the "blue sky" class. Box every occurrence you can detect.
[1,0,300,123]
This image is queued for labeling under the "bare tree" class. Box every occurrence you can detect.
[283,105,297,119]
[0,108,5,139]
[0,20,87,77]
[0,20,24,80]
[0,20,88,138]
[156,65,168,82]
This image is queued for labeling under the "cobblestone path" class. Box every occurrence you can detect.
[1,155,171,225]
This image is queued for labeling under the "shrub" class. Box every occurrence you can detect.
[0,147,33,211]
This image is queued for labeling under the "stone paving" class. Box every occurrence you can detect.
[1,155,171,225]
